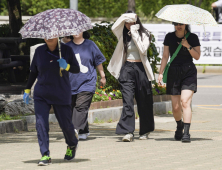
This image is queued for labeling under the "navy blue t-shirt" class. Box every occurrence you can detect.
[30,43,79,105]
[66,39,106,95]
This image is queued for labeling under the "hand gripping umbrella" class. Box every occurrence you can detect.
[19,8,92,76]
[155,4,218,34]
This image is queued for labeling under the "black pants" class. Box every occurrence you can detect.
[71,91,93,134]
[35,99,78,156]
[116,61,154,136]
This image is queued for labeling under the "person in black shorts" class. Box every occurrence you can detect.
[158,22,201,142]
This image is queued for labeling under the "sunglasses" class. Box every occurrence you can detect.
[172,22,184,26]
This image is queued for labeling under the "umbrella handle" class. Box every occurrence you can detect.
[58,37,62,59]
[58,37,63,77]
[203,24,206,37]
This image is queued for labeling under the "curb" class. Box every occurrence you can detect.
[22,101,172,124]
[0,119,28,134]
[23,114,57,124]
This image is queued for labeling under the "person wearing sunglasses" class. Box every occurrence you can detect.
[158,22,201,142]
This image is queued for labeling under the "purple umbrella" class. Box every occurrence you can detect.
[19,8,92,76]
[19,8,92,39]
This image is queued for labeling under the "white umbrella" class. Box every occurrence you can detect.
[155,4,218,31]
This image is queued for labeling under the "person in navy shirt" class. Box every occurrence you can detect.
[23,38,80,165]
[66,31,106,140]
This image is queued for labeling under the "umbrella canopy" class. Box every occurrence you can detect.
[155,4,218,27]
[19,8,92,39]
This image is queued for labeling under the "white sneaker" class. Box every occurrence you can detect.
[139,132,150,140]
[79,133,90,140]
[74,129,79,140]
[122,133,133,142]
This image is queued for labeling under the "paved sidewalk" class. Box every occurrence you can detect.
[0,107,222,170]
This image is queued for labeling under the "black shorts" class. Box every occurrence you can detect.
[166,62,197,95]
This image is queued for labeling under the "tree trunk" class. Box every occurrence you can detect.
[7,0,22,37]
[128,0,135,12]
[189,0,192,5]
[198,0,203,7]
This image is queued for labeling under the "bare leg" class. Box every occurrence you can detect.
[171,95,182,121]
[181,90,194,123]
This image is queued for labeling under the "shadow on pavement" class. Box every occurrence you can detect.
[78,137,96,141]
[0,123,170,144]
[0,132,65,144]
[23,158,90,164]
[155,138,212,141]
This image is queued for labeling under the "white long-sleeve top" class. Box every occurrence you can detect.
[107,13,155,81]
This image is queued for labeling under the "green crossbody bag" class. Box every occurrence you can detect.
[162,32,191,83]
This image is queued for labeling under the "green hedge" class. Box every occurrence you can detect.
[88,22,119,89]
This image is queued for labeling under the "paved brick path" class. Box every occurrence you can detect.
[0,107,222,170]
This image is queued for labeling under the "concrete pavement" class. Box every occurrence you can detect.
[192,74,222,113]
[0,106,222,170]
[0,73,221,169]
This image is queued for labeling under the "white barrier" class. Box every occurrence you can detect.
[144,24,222,64]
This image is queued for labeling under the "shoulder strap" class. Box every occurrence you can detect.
[169,32,191,64]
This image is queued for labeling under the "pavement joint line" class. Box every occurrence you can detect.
[197,107,222,111]
[197,85,222,88]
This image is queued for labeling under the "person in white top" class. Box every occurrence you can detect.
[108,11,155,142]
[212,0,222,23]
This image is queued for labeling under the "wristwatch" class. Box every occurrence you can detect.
[187,46,193,51]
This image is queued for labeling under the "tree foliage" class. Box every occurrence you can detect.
[78,0,127,18]
[0,0,217,18]
[0,0,7,15]
[21,0,69,16]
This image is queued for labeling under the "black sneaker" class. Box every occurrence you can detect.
[38,155,51,166]
[174,122,184,141]
[64,145,77,160]
[181,134,191,143]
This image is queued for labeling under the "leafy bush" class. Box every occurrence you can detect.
[92,84,122,102]
[0,24,11,37]
[0,113,21,122]
[147,35,161,75]
[92,83,166,102]
[152,84,166,96]
[89,22,119,90]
